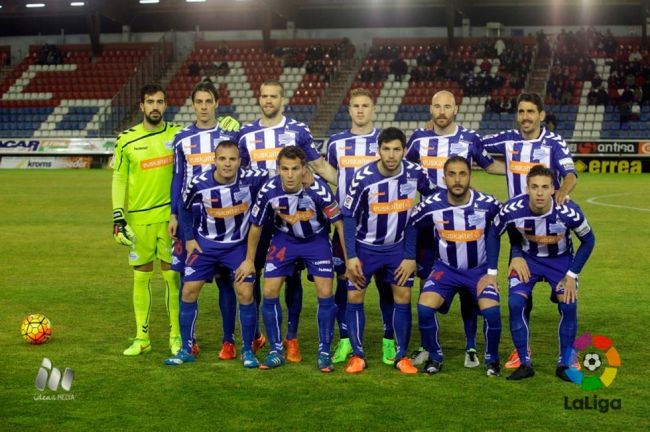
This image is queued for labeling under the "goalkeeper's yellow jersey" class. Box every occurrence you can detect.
[112,121,182,225]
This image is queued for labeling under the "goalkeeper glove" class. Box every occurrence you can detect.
[113,208,135,246]
[218,115,240,132]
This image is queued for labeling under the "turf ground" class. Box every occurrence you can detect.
[1,169,648,431]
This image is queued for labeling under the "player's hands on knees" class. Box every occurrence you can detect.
[346,258,366,290]
[557,275,577,303]
[477,274,499,295]
[168,214,178,240]
[394,259,416,287]
[185,240,202,261]
[508,257,531,282]
[112,209,135,246]
[234,259,255,284]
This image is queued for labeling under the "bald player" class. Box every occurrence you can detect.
[406,90,505,368]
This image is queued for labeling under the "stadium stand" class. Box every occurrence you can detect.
[328,37,535,137]
[165,40,342,127]
[0,43,158,138]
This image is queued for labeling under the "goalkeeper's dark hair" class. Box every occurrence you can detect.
[140,83,166,103]
[191,80,219,103]
[277,146,307,166]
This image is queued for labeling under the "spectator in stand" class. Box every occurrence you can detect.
[587,88,598,105]
[359,67,372,82]
[545,111,557,132]
[188,60,200,77]
[591,73,603,89]
[217,62,230,77]
[390,57,409,82]
[596,87,609,105]
[495,38,506,56]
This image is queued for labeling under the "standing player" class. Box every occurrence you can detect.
[342,127,437,374]
[326,88,396,365]
[482,92,578,369]
[112,83,182,356]
[235,146,343,372]
[410,156,502,376]
[169,81,249,360]
[237,80,337,362]
[165,141,268,367]
[406,90,505,368]
[481,165,595,380]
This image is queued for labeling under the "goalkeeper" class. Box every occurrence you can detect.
[112,83,183,356]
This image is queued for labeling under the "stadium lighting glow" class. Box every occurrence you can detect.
[26,3,46,7]
[70,1,85,6]
[139,0,159,4]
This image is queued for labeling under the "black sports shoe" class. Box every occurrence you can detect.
[506,364,535,380]
[556,365,572,382]
[422,359,443,375]
[486,360,501,377]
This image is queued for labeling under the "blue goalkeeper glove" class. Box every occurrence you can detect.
[218,115,240,132]
[113,208,135,246]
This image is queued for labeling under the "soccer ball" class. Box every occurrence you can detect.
[21,314,52,345]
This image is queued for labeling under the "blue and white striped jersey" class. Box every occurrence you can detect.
[170,123,240,214]
[493,195,592,258]
[250,175,341,239]
[238,116,320,174]
[410,189,501,269]
[326,128,381,204]
[405,125,494,187]
[481,128,576,198]
[183,167,269,244]
[341,160,437,246]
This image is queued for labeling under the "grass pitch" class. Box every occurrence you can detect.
[0,169,648,431]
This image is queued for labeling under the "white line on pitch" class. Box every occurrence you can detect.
[586,193,650,212]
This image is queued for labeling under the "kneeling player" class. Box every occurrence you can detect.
[236,146,344,372]
[482,164,595,381]
[165,141,268,367]
[410,156,502,376]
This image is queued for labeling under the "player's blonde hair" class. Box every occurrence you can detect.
[349,88,375,104]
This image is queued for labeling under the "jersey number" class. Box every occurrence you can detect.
[266,246,287,262]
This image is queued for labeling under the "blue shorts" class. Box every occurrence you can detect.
[421,261,485,314]
[264,231,333,279]
[416,227,436,279]
[347,242,414,290]
[508,253,576,303]
[184,237,255,283]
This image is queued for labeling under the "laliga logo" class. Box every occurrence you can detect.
[564,333,621,390]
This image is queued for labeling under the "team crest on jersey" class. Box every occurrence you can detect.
[400,181,417,196]
[467,213,484,227]
[278,132,296,146]
[532,148,549,160]
[450,141,469,154]
[369,143,378,153]
[548,222,566,234]
[234,187,250,202]
[298,196,314,209]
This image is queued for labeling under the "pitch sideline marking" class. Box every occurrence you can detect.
[586,193,650,212]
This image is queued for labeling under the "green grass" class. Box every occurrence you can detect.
[1,169,648,431]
